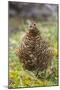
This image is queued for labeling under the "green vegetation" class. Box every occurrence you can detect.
[8,18,58,88]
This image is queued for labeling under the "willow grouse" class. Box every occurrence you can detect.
[17,23,53,73]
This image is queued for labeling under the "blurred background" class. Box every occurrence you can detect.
[9,2,58,19]
[8,1,58,88]
[9,2,58,33]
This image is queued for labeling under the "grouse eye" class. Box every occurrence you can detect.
[30,25,32,28]
[34,23,36,26]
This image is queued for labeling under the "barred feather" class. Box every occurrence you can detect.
[17,23,53,71]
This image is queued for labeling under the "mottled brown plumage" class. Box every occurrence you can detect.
[17,23,53,72]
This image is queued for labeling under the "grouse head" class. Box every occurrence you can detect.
[28,23,40,36]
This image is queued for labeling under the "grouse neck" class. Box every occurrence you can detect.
[29,29,40,37]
